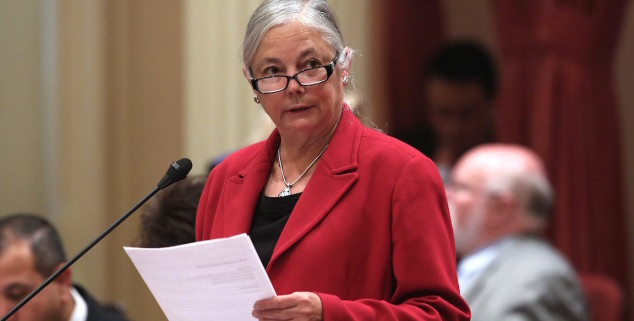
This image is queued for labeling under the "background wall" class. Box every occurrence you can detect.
[0,1,45,220]
[0,0,631,320]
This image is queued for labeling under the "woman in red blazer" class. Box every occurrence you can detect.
[196,1,470,320]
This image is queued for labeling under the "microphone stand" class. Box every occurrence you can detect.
[1,187,160,321]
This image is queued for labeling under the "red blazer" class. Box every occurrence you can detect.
[196,107,470,320]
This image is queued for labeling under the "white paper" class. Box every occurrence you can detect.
[124,233,276,321]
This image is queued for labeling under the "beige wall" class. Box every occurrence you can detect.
[103,1,184,320]
[0,1,45,216]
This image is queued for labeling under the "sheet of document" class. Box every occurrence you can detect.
[124,233,276,321]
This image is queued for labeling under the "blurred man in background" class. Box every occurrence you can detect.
[446,144,588,321]
[405,40,497,183]
[0,213,129,321]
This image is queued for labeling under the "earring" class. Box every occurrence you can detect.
[253,95,260,104]
[343,76,349,86]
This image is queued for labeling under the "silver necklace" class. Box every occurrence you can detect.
[277,143,329,197]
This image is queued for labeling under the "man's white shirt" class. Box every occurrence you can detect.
[68,287,88,321]
[457,237,515,294]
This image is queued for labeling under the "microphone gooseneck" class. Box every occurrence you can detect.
[1,158,193,321]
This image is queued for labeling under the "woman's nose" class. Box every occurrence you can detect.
[286,76,305,94]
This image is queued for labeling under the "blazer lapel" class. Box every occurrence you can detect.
[220,164,269,236]
[268,108,361,268]
[220,134,280,237]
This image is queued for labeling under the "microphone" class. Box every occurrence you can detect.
[1,158,192,321]
[157,158,193,189]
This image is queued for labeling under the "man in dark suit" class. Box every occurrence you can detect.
[0,213,129,321]
[446,144,588,321]
[401,40,498,184]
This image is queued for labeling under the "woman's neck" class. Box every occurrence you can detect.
[278,130,333,178]
[277,108,341,175]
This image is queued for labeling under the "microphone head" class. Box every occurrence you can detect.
[157,158,193,189]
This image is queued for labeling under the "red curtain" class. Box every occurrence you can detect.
[383,0,446,136]
[493,0,630,307]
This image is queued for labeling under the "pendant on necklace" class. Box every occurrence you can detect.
[278,185,292,197]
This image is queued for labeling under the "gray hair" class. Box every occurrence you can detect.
[485,169,555,222]
[243,0,353,74]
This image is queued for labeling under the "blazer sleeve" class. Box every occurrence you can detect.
[317,156,470,320]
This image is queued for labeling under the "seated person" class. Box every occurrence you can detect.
[0,213,129,321]
[446,144,588,321]
[136,175,207,248]
[404,40,497,183]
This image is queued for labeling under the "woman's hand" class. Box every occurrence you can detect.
[252,291,323,321]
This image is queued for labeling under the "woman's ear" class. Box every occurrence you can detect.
[341,47,352,82]
[243,65,259,100]
[340,47,352,86]
[242,65,252,83]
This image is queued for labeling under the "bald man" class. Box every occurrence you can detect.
[446,144,588,321]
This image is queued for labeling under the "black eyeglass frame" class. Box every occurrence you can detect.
[250,51,340,94]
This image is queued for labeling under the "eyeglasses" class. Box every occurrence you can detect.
[250,52,339,94]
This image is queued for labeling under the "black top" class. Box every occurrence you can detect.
[249,192,301,268]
